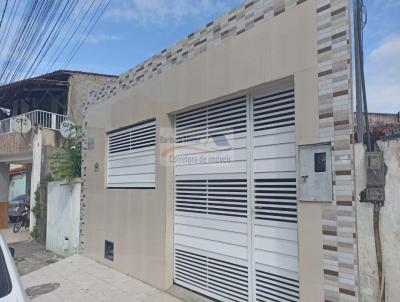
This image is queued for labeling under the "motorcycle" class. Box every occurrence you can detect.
[13,205,30,233]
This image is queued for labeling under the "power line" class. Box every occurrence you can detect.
[0,0,112,85]
[5,0,55,83]
[25,0,79,78]
[0,1,39,82]
[354,0,371,151]
[64,0,112,68]
[46,0,98,73]
[0,0,8,31]
[0,0,20,59]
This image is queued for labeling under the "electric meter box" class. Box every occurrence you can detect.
[366,152,386,187]
[299,144,333,202]
[365,187,385,202]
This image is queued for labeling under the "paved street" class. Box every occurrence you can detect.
[22,254,183,302]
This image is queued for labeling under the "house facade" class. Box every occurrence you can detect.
[82,1,358,302]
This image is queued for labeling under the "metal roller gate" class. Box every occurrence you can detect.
[173,86,299,302]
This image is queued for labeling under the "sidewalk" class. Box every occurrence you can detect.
[22,254,183,302]
[11,240,62,276]
[0,223,30,244]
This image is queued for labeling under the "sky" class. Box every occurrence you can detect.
[361,0,400,113]
[64,0,243,74]
[1,0,399,113]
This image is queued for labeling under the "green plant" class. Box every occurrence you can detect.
[44,173,55,182]
[49,125,82,183]
[30,225,39,240]
[31,189,41,220]
[30,188,42,240]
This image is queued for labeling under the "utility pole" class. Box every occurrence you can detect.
[354,0,364,143]
[354,3,384,301]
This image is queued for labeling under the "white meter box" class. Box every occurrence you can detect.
[299,144,333,202]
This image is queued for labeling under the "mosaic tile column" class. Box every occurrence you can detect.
[316,0,358,301]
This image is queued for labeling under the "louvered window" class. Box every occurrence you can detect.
[175,249,249,302]
[175,96,247,143]
[254,178,297,223]
[175,179,248,218]
[253,89,295,132]
[107,119,156,188]
[256,270,299,302]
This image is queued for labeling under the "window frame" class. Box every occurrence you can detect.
[106,118,157,189]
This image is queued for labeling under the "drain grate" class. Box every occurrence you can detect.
[25,283,60,299]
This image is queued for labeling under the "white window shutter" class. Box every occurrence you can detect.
[107,119,156,188]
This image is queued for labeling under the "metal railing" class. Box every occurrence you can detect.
[0,110,68,135]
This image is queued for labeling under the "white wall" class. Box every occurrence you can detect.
[356,140,400,301]
[46,181,81,257]
[355,143,379,301]
[377,140,400,301]
[30,129,42,232]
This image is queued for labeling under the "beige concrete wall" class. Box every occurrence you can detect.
[68,74,115,125]
[294,68,324,302]
[83,0,327,297]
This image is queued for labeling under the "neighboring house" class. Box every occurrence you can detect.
[8,166,27,202]
[81,1,358,302]
[367,112,400,139]
[0,70,116,236]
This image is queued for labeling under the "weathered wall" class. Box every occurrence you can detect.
[0,163,10,228]
[36,130,67,241]
[47,181,81,257]
[356,140,400,302]
[0,132,32,157]
[369,113,399,127]
[355,143,379,301]
[68,74,115,125]
[0,127,59,163]
[377,140,400,301]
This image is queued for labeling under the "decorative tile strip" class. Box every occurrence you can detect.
[86,0,309,105]
[316,0,358,301]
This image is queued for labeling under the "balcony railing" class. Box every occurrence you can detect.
[0,110,68,135]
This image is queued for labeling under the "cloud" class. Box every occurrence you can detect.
[105,0,236,26]
[86,33,122,44]
[371,0,400,9]
[365,34,400,113]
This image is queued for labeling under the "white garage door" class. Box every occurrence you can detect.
[174,87,298,302]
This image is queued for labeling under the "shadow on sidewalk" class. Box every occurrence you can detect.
[10,240,63,276]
